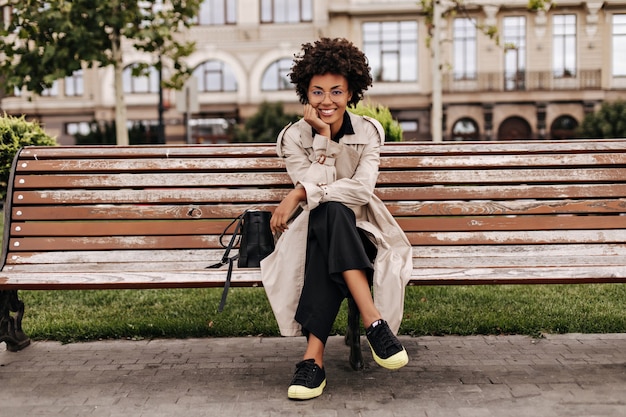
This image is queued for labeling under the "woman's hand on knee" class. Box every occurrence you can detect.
[271,188,306,234]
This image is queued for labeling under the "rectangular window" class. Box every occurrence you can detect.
[503,16,526,90]
[260,0,312,24]
[613,14,626,76]
[65,70,84,97]
[362,21,418,82]
[196,0,237,25]
[453,18,477,80]
[40,81,59,97]
[553,14,577,77]
[66,122,92,136]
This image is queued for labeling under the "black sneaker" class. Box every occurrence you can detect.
[366,319,409,370]
[287,359,326,400]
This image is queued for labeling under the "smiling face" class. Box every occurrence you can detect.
[307,73,352,137]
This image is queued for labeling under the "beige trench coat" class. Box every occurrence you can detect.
[260,112,413,337]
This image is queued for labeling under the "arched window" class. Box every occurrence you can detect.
[261,58,292,91]
[550,115,579,139]
[123,64,159,94]
[449,117,480,141]
[497,116,532,140]
[192,60,237,92]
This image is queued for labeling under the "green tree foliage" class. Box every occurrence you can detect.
[0,114,57,201]
[577,100,626,139]
[233,102,300,143]
[349,102,404,142]
[0,0,201,145]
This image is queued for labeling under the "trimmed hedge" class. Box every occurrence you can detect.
[1,114,57,201]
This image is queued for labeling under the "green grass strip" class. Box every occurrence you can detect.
[19,284,626,344]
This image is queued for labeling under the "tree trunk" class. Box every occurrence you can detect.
[112,33,129,146]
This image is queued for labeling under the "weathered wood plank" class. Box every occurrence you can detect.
[14,152,626,173]
[12,199,625,222]
[1,265,624,290]
[14,168,626,190]
[12,204,279,221]
[13,172,292,188]
[5,255,626,274]
[9,220,232,236]
[7,229,625,252]
[15,157,285,173]
[405,229,626,245]
[375,184,626,200]
[18,140,626,159]
[387,199,626,216]
[5,244,625,265]
[9,215,625,237]
[10,184,626,206]
[8,235,222,251]
[12,188,290,205]
[397,215,626,232]
[378,168,626,185]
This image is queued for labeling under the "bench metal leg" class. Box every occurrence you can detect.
[0,290,31,352]
[345,297,364,370]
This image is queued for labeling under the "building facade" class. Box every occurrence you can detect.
[1,0,625,144]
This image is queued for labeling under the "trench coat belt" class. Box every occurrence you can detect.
[316,154,335,166]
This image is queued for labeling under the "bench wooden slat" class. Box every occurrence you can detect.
[11,204,279,220]
[376,184,626,200]
[378,168,626,185]
[10,220,232,236]
[12,189,289,204]
[9,215,626,238]
[8,229,626,252]
[6,244,625,265]
[17,140,626,159]
[1,265,624,291]
[387,199,626,216]
[8,235,222,251]
[397,215,626,232]
[14,172,292,188]
[12,184,626,205]
[15,152,626,172]
[15,157,286,173]
[10,199,626,221]
[405,229,626,245]
[14,168,626,189]
[5,254,626,274]
[380,153,626,168]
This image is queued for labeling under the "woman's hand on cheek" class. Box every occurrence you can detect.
[303,104,331,138]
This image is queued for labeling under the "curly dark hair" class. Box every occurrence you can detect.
[289,37,372,107]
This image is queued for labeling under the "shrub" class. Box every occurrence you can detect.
[233,102,300,143]
[349,101,404,142]
[577,100,626,138]
[0,114,57,201]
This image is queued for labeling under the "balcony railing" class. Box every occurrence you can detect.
[442,69,602,93]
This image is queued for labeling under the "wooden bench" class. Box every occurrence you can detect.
[2,140,626,357]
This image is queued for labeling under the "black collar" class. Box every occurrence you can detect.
[312,112,355,142]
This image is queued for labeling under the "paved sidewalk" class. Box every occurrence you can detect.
[1,334,625,417]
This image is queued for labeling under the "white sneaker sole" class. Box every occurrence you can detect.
[369,346,409,370]
[288,379,327,400]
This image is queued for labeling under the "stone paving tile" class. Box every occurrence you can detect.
[1,334,625,416]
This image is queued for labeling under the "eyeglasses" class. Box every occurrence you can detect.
[307,89,347,104]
